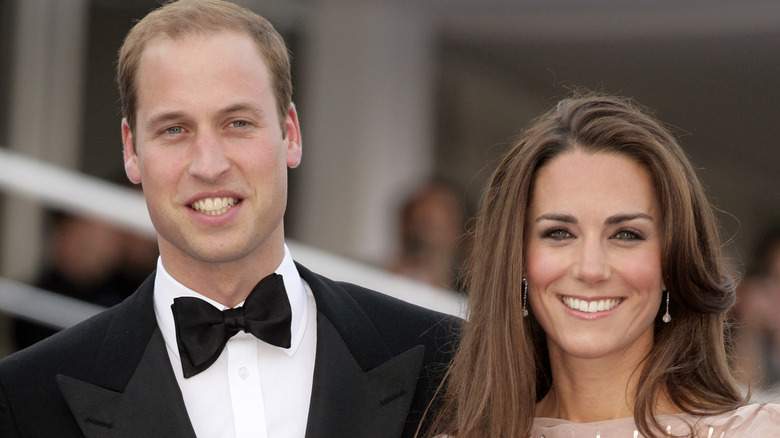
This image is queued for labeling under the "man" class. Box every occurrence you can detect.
[0,1,460,437]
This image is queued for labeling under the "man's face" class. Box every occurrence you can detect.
[122,31,301,282]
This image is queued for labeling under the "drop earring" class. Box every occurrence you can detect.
[662,290,671,323]
[522,277,529,317]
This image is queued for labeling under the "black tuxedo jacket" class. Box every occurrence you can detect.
[0,263,461,437]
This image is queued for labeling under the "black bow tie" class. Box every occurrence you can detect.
[171,273,292,378]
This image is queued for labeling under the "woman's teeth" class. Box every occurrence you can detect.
[562,296,622,313]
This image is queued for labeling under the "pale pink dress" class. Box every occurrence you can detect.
[530,403,780,437]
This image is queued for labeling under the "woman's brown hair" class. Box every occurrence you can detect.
[427,93,745,437]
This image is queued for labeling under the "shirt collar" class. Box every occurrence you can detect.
[153,244,308,358]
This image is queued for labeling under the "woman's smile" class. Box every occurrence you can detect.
[560,295,624,313]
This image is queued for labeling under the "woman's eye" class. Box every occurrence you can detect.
[613,230,643,241]
[543,229,572,240]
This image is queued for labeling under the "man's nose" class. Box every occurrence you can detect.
[189,130,231,182]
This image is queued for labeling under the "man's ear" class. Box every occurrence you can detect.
[122,119,142,184]
[285,103,302,168]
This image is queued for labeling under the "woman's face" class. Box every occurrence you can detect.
[525,150,664,363]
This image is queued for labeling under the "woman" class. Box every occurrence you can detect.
[427,94,780,437]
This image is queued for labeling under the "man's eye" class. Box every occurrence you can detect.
[230,120,248,128]
[166,126,183,135]
[543,229,572,240]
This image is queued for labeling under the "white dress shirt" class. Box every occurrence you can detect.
[153,245,317,438]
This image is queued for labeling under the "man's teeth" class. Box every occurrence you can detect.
[562,296,622,313]
[191,197,237,215]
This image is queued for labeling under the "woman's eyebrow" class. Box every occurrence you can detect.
[534,212,654,225]
[605,213,654,225]
[535,213,576,224]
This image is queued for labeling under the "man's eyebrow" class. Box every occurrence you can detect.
[218,102,267,117]
[144,111,187,131]
[142,103,269,132]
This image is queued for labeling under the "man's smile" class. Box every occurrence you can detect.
[190,197,239,215]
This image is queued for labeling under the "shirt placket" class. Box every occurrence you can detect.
[227,333,266,438]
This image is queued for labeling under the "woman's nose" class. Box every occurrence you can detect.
[572,237,610,283]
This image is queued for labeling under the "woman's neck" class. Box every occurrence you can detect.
[535,354,638,422]
[535,341,683,423]
[532,330,685,423]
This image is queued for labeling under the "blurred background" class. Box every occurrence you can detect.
[0,0,779,393]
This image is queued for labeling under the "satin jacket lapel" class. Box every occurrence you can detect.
[298,264,426,438]
[57,329,195,438]
[305,316,424,438]
[56,275,196,437]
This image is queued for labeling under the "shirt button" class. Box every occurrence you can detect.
[237,367,249,379]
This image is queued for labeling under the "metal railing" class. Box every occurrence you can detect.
[0,148,466,335]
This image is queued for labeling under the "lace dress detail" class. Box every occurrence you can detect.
[530,403,780,437]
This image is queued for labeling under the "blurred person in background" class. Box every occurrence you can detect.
[12,209,156,349]
[11,175,159,350]
[390,180,469,293]
[733,226,780,400]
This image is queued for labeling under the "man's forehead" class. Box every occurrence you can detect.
[136,30,270,84]
[142,29,261,58]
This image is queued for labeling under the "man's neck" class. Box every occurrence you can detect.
[159,245,286,308]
